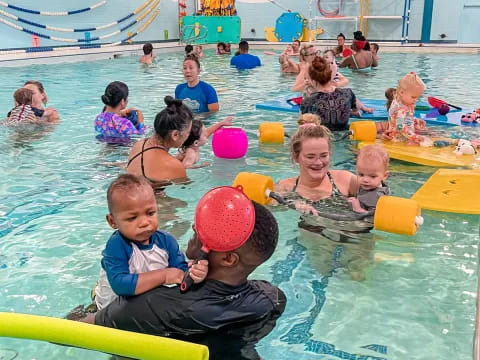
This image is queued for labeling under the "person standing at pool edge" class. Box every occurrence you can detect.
[175,55,219,113]
[231,40,261,70]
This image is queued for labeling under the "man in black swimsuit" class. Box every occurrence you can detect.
[80,201,286,360]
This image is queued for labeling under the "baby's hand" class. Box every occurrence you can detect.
[348,197,367,213]
[294,201,318,216]
[414,118,426,131]
[382,129,395,141]
[188,260,209,284]
[164,268,185,284]
[222,116,233,126]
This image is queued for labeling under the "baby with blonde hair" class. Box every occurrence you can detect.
[298,113,321,126]
[385,72,428,144]
[348,144,390,213]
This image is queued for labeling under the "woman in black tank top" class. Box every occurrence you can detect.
[276,123,374,280]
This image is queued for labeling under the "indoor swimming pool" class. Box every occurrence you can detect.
[0,49,479,359]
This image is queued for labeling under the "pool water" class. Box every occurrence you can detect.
[0,49,479,359]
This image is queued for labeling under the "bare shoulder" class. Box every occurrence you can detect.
[163,155,187,177]
[276,177,296,193]
[330,169,355,181]
[129,139,143,156]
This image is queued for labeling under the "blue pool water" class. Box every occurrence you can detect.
[0,49,479,359]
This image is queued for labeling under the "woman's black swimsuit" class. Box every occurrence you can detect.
[292,171,341,197]
[127,139,171,190]
[293,172,370,240]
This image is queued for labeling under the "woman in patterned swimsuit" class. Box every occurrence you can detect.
[276,124,375,281]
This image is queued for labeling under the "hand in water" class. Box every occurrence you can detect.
[294,201,319,216]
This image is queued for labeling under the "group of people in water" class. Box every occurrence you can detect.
[4,31,433,359]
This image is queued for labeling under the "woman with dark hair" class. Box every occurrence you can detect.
[300,56,357,131]
[22,80,59,122]
[94,81,145,140]
[335,33,353,58]
[339,32,377,71]
[127,96,193,184]
[175,55,219,113]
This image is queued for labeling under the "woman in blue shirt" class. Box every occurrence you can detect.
[175,55,219,113]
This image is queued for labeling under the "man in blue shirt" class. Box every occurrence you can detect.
[230,40,261,70]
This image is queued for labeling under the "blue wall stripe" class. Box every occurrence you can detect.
[421,0,434,43]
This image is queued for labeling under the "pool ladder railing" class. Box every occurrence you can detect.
[181,24,208,43]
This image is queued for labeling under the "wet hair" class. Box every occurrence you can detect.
[143,43,153,55]
[217,42,226,50]
[244,201,278,262]
[308,56,332,86]
[371,43,379,52]
[14,88,33,106]
[364,41,371,51]
[353,30,363,40]
[385,87,396,110]
[289,124,332,162]
[185,44,193,55]
[107,174,153,213]
[239,40,249,52]
[24,80,48,104]
[153,96,193,140]
[293,39,301,46]
[357,144,390,171]
[101,81,129,108]
[184,54,201,69]
[337,33,346,40]
[397,72,426,95]
[180,119,203,150]
[298,113,321,126]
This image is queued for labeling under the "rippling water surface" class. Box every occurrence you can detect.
[0,49,479,359]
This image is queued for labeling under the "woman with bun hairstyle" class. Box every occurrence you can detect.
[127,96,193,185]
[300,56,358,131]
[339,32,377,71]
[95,81,145,139]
